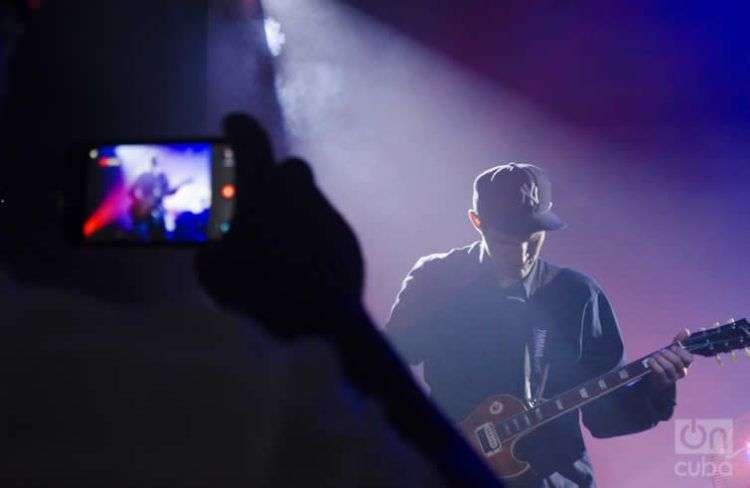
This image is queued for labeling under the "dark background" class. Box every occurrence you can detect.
[3,2,748,486]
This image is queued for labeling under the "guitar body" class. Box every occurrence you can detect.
[454,319,750,484]
[458,393,530,481]
[130,196,160,222]
[129,177,194,222]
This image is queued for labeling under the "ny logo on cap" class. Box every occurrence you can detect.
[520,181,540,208]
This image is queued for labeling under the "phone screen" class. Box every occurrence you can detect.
[80,141,235,244]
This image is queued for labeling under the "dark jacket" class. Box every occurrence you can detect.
[386,241,676,487]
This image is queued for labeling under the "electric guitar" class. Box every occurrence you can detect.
[458,318,750,482]
[130,177,194,222]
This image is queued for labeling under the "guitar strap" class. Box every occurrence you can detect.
[524,330,550,408]
[523,263,563,408]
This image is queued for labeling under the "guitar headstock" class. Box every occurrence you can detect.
[683,318,750,358]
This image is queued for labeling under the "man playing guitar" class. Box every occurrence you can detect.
[385,163,693,487]
[128,156,192,240]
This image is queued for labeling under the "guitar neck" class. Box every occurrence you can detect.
[493,317,749,442]
[496,353,656,442]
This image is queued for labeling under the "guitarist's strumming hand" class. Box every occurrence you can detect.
[647,329,694,390]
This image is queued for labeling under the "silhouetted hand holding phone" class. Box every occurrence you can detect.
[195,113,503,487]
[195,113,364,338]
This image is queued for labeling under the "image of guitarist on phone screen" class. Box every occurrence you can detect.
[128,156,192,240]
[385,163,694,487]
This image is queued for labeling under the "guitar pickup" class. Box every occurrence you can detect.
[475,422,502,455]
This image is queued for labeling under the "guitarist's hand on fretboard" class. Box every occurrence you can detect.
[645,329,694,391]
[167,177,194,196]
[459,318,749,481]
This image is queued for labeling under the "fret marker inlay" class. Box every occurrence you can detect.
[555,400,564,411]
[579,388,589,399]
[598,379,607,389]
[618,370,629,380]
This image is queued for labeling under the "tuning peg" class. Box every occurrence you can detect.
[745,347,750,358]
[716,355,724,366]
[731,350,738,362]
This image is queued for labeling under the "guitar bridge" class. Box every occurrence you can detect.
[475,422,502,455]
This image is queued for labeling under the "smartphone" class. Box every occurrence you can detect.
[66,139,236,245]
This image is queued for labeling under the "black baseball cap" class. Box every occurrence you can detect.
[472,163,566,233]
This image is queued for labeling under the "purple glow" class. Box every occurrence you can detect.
[251,2,750,486]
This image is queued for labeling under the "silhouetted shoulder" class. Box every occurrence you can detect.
[550,265,606,300]
[409,241,483,281]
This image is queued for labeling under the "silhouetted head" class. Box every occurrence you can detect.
[468,163,565,284]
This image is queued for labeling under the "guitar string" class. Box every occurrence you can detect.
[489,332,747,445]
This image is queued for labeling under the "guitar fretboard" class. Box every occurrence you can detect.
[495,356,653,441]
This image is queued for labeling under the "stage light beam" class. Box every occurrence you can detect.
[264,17,285,57]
